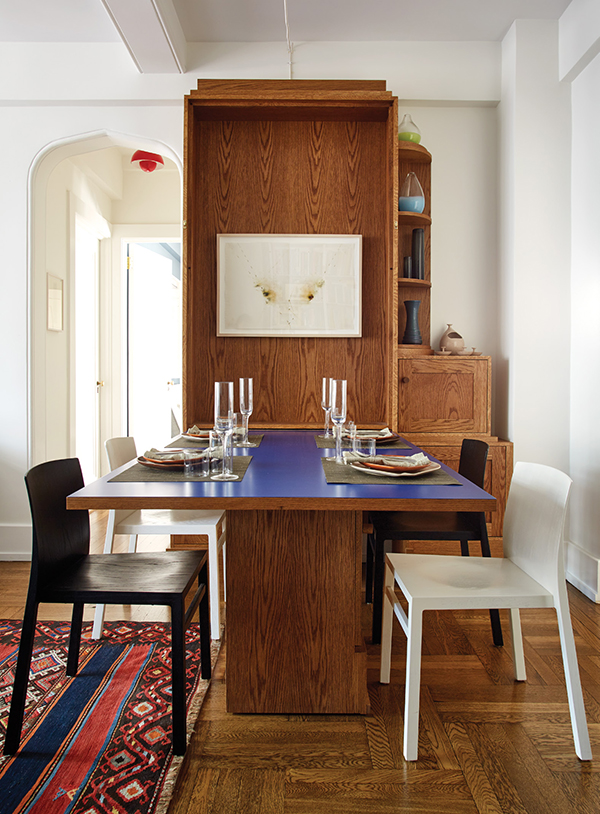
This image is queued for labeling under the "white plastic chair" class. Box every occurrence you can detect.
[92,437,226,641]
[380,461,592,762]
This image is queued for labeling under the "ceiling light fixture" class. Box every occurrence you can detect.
[130,150,164,173]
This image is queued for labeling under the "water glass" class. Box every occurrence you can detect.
[321,377,333,438]
[239,377,254,447]
[212,381,238,481]
[330,379,347,464]
[183,448,199,478]
[209,431,221,474]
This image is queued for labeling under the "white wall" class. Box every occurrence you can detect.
[568,50,600,600]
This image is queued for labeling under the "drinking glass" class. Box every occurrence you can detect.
[330,379,347,464]
[212,381,238,481]
[239,377,254,447]
[321,377,333,438]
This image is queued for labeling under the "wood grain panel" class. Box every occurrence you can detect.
[226,509,368,714]
[399,357,491,434]
[183,83,396,429]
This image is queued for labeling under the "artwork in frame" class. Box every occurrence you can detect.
[217,234,362,337]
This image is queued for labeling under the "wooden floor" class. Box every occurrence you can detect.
[2,511,599,813]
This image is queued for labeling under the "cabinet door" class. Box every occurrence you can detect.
[398,357,491,434]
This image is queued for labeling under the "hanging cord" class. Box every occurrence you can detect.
[283,0,294,79]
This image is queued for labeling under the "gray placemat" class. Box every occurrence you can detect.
[314,434,411,450]
[109,455,253,483]
[168,434,264,450]
[321,458,460,485]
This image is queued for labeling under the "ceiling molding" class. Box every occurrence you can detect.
[99,0,187,73]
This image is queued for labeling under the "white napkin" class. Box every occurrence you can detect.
[342,451,429,467]
[185,425,210,436]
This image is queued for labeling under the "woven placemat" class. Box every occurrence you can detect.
[109,455,253,483]
[321,458,460,486]
[168,434,264,450]
[314,434,411,450]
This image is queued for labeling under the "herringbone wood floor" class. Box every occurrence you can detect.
[2,511,599,813]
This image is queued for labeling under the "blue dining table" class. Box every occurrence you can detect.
[68,430,496,715]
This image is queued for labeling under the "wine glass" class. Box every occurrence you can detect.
[212,381,238,481]
[239,377,254,447]
[321,377,333,438]
[330,379,347,463]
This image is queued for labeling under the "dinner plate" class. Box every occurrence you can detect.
[138,453,204,470]
[350,461,441,478]
[182,431,210,441]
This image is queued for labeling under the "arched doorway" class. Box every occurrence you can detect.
[29,131,182,477]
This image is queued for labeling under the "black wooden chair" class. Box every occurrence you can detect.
[3,458,211,757]
[367,439,503,646]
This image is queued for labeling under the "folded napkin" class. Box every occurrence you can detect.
[185,425,210,436]
[143,448,202,461]
[346,427,393,438]
[342,451,429,467]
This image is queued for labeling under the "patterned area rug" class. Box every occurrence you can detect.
[0,620,221,814]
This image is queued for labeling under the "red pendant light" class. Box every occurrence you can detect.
[130,150,164,173]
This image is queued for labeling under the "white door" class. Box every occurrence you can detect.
[127,242,182,452]
[74,217,101,482]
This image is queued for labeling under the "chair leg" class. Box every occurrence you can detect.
[477,516,504,647]
[198,561,212,681]
[128,533,138,553]
[3,598,39,755]
[403,603,424,762]
[170,598,187,757]
[365,532,374,604]
[92,510,118,640]
[509,608,526,681]
[379,563,395,684]
[371,533,386,644]
[67,603,84,676]
[555,588,592,760]
[207,527,221,639]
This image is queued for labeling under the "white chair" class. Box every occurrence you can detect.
[92,437,226,641]
[380,461,592,762]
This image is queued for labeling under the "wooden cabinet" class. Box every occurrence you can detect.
[398,356,491,435]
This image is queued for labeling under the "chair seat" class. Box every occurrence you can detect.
[388,552,554,610]
[371,510,483,540]
[115,508,224,535]
[41,551,207,603]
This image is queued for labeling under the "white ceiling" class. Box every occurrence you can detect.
[1,0,572,43]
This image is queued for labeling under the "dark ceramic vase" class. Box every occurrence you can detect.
[402,300,422,344]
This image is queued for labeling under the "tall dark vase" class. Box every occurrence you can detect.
[402,300,422,344]
[411,228,424,280]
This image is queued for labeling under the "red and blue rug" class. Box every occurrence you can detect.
[0,620,219,814]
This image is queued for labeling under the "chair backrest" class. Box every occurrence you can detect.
[458,439,489,488]
[503,461,572,597]
[105,437,137,470]
[24,458,90,581]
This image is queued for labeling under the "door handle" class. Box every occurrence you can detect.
[96,381,104,387]
[401,377,410,384]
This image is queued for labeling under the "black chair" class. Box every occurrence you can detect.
[367,439,503,646]
[3,458,211,757]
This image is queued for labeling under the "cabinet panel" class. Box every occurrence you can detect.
[398,356,491,434]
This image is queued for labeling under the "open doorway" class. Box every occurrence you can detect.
[29,132,182,477]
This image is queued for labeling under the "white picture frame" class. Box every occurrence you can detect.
[217,234,362,337]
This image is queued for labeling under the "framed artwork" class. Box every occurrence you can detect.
[217,234,362,337]
[47,274,64,332]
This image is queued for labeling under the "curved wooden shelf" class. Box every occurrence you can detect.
[398,211,431,228]
[398,278,432,288]
[398,141,432,163]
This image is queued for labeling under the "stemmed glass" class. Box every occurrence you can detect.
[330,379,347,463]
[321,377,333,438]
[239,377,254,447]
[212,381,238,481]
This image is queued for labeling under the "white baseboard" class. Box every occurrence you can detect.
[565,540,599,603]
[0,524,32,561]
